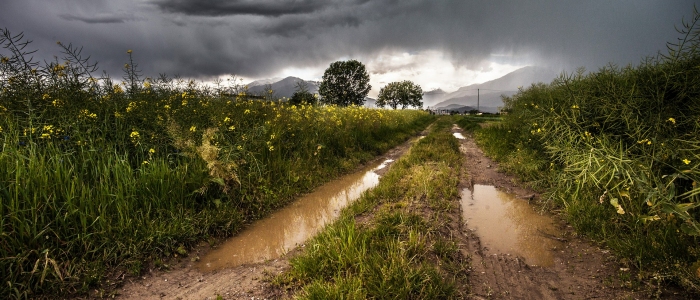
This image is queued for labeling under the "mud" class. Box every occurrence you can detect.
[197,159,386,272]
[461,184,562,267]
[115,134,423,300]
[451,124,684,299]
[111,125,689,299]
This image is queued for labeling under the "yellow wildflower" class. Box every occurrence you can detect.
[224,116,231,123]
[126,102,137,112]
[127,49,132,54]
[130,131,140,139]
[667,117,676,124]
[683,159,692,165]
[189,126,196,132]
[149,148,156,154]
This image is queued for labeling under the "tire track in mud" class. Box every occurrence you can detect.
[451,124,673,300]
[114,133,426,300]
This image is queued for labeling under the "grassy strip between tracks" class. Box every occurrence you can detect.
[276,117,469,299]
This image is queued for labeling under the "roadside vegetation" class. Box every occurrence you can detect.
[277,117,468,299]
[376,80,424,110]
[318,59,371,106]
[0,28,434,298]
[460,9,700,293]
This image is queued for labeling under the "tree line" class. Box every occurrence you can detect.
[290,59,423,109]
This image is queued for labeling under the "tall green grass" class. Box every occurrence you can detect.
[469,8,700,292]
[281,118,466,299]
[0,28,434,298]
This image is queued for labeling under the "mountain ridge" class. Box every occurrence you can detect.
[427,66,558,110]
[244,66,558,110]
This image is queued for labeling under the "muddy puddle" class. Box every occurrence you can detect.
[197,159,394,272]
[461,185,563,266]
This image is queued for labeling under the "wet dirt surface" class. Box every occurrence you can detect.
[461,184,562,267]
[115,134,424,300]
[198,159,387,272]
[451,124,686,299]
[112,125,691,299]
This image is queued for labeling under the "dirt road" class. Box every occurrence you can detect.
[114,135,422,300]
[451,124,684,299]
[112,125,684,299]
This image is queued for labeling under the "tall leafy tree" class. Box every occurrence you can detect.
[318,60,371,106]
[376,80,423,109]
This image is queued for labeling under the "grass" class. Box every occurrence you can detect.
[0,28,435,298]
[457,7,700,294]
[277,117,468,299]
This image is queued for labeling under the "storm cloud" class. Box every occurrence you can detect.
[59,13,136,24]
[1,0,697,91]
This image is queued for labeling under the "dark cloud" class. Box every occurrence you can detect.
[58,13,135,24]
[0,0,698,86]
[151,0,332,17]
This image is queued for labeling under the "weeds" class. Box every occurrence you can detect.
[281,118,466,299]
[0,28,434,298]
[466,7,700,293]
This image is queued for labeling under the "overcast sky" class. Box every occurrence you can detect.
[1,0,697,96]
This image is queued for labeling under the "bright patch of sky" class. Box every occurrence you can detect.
[264,50,525,98]
[364,50,524,97]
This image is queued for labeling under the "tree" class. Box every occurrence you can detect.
[288,80,316,105]
[376,80,423,109]
[318,60,371,106]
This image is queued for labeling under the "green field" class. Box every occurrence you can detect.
[0,33,434,297]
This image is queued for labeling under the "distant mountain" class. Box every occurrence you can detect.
[424,66,558,110]
[246,77,282,87]
[246,76,381,107]
[432,104,500,114]
[247,76,319,98]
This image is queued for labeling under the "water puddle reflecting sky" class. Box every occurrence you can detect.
[197,159,391,271]
[453,132,466,139]
[460,185,562,266]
